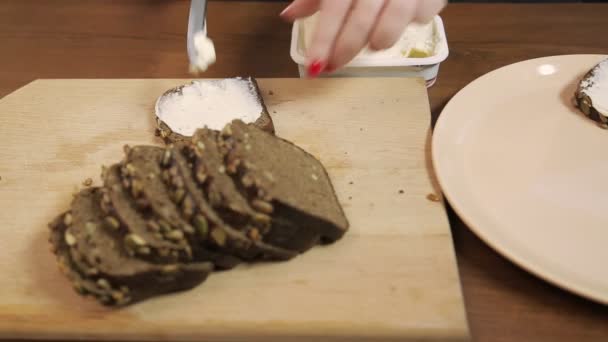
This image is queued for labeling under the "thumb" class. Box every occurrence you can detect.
[280,0,321,22]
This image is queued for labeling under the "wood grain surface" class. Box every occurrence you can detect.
[0,1,607,341]
[0,78,467,341]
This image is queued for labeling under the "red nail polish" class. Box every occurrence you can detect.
[307,60,325,78]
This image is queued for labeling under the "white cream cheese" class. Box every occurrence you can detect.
[301,14,439,59]
[189,31,216,73]
[156,78,263,136]
[581,59,608,116]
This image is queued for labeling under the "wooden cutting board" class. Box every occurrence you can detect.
[0,78,469,341]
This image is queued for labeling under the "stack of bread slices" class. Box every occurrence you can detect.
[49,120,349,306]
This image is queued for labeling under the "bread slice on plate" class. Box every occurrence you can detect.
[575,58,608,128]
[219,120,350,253]
[155,77,274,143]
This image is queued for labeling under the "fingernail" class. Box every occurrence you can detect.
[279,4,293,18]
[307,60,325,78]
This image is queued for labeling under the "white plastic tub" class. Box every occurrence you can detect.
[290,16,449,87]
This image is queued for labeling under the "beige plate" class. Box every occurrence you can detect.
[433,54,608,304]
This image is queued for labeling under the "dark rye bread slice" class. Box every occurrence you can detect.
[125,145,249,268]
[192,129,270,235]
[167,143,296,261]
[575,58,608,128]
[103,164,191,263]
[219,120,349,252]
[49,213,114,302]
[121,146,198,256]
[159,144,242,269]
[53,189,213,307]
[125,145,281,267]
[155,77,275,144]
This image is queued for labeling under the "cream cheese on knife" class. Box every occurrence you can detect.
[189,31,216,73]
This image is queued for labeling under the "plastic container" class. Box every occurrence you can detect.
[290,16,449,87]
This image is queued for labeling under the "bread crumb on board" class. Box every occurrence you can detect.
[82,178,93,187]
[426,193,440,202]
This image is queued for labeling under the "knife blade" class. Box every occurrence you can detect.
[187,0,208,67]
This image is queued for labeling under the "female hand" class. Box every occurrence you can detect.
[280,0,446,77]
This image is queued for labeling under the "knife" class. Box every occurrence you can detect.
[187,0,208,67]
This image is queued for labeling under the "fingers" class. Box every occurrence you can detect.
[368,0,418,51]
[280,0,320,22]
[304,0,353,75]
[328,0,386,69]
[414,0,447,23]
[287,0,447,76]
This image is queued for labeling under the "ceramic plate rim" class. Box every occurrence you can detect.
[432,54,608,304]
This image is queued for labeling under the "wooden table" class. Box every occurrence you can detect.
[1,1,607,341]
